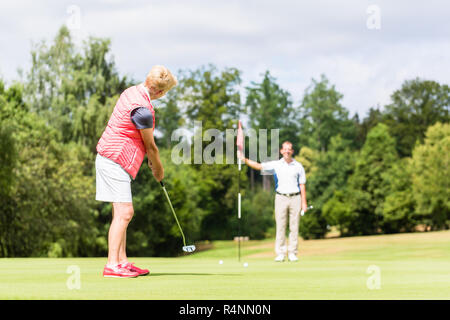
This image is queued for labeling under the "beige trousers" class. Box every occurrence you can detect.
[274,194,301,255]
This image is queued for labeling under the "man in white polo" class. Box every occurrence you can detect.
[239,141,308,262]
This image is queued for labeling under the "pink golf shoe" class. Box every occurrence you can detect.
[120,262,150,276]
[103,265,139,278]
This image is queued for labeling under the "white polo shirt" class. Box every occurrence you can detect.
[261,158,306,194]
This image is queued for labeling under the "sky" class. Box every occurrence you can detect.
[1,0,449,117]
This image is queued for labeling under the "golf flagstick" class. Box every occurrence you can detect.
[238,156,241,262]
[237,120,244,262]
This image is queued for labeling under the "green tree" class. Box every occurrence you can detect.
[299,210,329,240]
[0,82,98,257]
[0,80,20,256]
[307,135,354,211]
[354,107,383,149]
[246,71,299,149]
[156,83,184,148]
[301,136,354,238]
[298,75,357,152]
[381,158,416,233]
[238,188,275,239]
[410,122,450,230]
[294,146,319,180]
[181,64,242,131]
[171,65,246,240]
[322,190,356,236]
[197,164,246,240]
[0,80,19,190]
[383,79,450,157]
[24,26,131,148]
[325,124,398,236]
[350,123,398,235]
[245,71,299,191]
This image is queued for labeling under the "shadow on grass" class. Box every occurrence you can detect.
[150,273,243,277]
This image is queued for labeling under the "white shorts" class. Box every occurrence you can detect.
[95,154,133,203]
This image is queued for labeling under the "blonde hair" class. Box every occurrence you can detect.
[145,65,178,92]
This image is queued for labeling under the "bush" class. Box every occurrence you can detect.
[299,210,328,240]
[236,188,275,240]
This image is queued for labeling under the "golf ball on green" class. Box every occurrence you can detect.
[243,262,248,267]
[219,260,223,265]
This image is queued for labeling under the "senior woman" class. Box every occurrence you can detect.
[96,65,177,278]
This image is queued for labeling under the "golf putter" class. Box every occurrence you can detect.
[160,181,196,253]
[301,205,314,216]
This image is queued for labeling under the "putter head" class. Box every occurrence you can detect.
[183,245,196,253]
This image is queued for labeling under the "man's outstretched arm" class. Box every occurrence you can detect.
[244,158,263,171]
[238,151,263,171]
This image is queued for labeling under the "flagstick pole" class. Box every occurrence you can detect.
[238,157,241,262]
[237,120,243,263]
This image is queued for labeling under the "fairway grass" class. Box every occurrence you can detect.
[1,230,449,300]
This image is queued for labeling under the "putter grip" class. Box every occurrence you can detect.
[160,180,164,187]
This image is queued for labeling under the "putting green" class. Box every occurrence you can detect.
[1,230,449,299]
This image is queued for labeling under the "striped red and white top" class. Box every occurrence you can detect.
[96,84,155,179]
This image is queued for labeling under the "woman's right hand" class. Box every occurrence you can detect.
[152,166,164,182]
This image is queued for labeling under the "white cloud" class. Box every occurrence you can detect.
[0,0,449,117]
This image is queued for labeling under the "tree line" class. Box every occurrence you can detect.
[0,26,448,257]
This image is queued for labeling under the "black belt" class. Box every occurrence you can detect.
[276,191,300,197]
